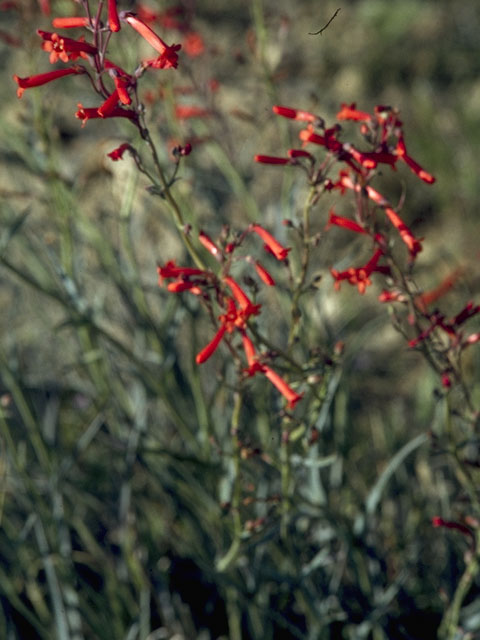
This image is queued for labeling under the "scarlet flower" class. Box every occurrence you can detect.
[254,155,290,165]
[37,30,97,63]
[223,276,261,318]
[432,516,473,538]
[452,302,480,327]
[157,260,205,284]
[75,103,138,127]
[144,44,182,69]
[196,325,227,364]
[330,249,385,294]
[337,172,423,258]
[396,135,435,184]
[123,13,181,69]
[198,231,221,258]
[13,66,85,98]
[107,143,131,161]
[384,207,423,258]
[175,105,211,119]
[344,144,397,170]
[336,102,372,122]
[441,373,452,388]
[253,261,275,286]
[241,333,258,369]
[250,224,290,261]
[183,31,205,57]
[414,268,463,312]
[240,334,303,407]
[108,0,121,32]
[287,148,314,161]
[51,17,90,29]
[98,90,120,117]
[272,105,321,123]
[167,280,202,294]
[378,290,406,303]
[299,126,326,147]
[262,366,303,409]
[111,73,132,105]
[326,209,367,235]
[38,0,50,16]
[104,59,131,78]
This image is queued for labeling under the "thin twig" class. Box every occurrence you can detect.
[308,8,341,35]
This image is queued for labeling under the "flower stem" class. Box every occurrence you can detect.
[216,390,244,572]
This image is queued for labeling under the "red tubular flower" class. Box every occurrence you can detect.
[175,105,211,119]
[241,333,258,369]
[262,366,303,409]
[199,231,221,258]
[432,516,473,538]
[51,17,90,28]
[123,13,168,51]
[253,261,275,286]
[196,325,227,364]
[452,302,480,327]
[123,13,181,69]
[38,0,50,15]
[327,210,367,234]
[75,103,138,127]
[299,127,326,147]
[144,45,182,69]
[272,105,321,123]
[331,249,384,294]
[223,276,261,317]
[254,155,290,165]
[396,135,435,184]
[111,74,132,105]
[336,102,372,122]
[108,0,121,32]
[250,224,290,261]
[107,143,131,161]
[183,31,205,57]
[157,260,205,284]
[384,207,423,258]
[288,149,314,161]
[167,280,202,294]
[441,373,452,388]
[378,290,406,303]
[338,173,423,258]
[98,90,119,117]
[38,30,97,63]
[344,144,397,170]
[414,269,463,312]
[13,66,84,98]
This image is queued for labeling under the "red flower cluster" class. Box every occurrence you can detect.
[255,103,437,295]
[157,228,302,409]
[13,4,181,132]
[408,302,480,350]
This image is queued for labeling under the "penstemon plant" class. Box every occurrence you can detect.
[5,0,480,638]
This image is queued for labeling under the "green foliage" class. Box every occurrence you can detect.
[1,1,480,639]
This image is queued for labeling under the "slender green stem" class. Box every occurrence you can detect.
[216,390,244,572]
[141,129,206,269]
[288,186,316,350]
[437,530,480,640]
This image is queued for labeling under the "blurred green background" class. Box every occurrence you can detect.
[1,0,479,638]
